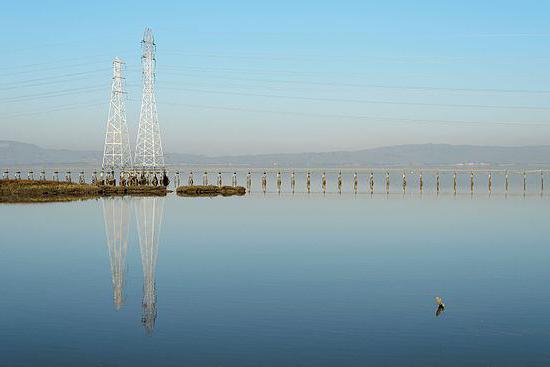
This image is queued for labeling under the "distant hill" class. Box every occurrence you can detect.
[0,141,100,166]
[2,140,550,168]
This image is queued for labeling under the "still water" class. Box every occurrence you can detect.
[1,193,549,366]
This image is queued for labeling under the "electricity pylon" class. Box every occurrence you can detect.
[102,197,131,310]
[134,27,164,170]
[102,57,132,171]
[135,196,165,335]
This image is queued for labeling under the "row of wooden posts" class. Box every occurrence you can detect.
[172,170,544,194]
[3,169,548,194]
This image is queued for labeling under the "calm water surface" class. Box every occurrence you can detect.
[1,193,549,366]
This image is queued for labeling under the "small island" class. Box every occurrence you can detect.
[0,179,168,203]
[176,185,246,197]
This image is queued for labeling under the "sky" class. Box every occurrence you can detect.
[2,0,550,155]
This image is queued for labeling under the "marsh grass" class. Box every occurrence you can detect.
[0,180,168,203]
[176,185,246,197]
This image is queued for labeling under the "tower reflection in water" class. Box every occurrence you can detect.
[135,197,165,335]
[102,197,131,310]
[101,196,165,334]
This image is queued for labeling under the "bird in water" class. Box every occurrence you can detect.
[435,296,445,317]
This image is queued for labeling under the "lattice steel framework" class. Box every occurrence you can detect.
[135,196,165,335]
[102,197,130,310]
[134,28,164,170]
[102,57,132,171]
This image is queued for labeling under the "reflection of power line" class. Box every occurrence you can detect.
[102,197,131,310]
[135,197,165,335]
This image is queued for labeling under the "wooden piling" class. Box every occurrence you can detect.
[262,172,267,193]
[505,171,509,193]
[453,172,457,194]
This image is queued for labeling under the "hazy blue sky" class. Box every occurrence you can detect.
[2,1,550,155]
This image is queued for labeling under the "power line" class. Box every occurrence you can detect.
[156,86,550,111]
[4,101,106,119]
[2,85,107,104]
[155,70,550,95]
[0,69,111,90]
[146,100,550,128]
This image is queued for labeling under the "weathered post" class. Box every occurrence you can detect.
[541,170,544,193]
[419,172,423,193]
[233,172,238,187]
[505,170,509,193]
[188,171,194,186]
[321,172,327,193]
[402,171,407,193]
[523,171,527,193]
[203,171,208,186]
[453,171,457,194]
[369,172,374,194]
[436,172,440,194]
[262,172,267,193]
[306,171,311,193]
[385,171,390,194]
[217,172,223,188]
[276,172,281,192]
[470,171,474,194]
[488,172,492,193]
[337,170,342,194]
[353,172,358,193]
[246,172,252,192]
[291,171,296,193]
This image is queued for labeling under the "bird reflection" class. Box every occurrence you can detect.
[102,197,131,310]
[135,197,165,335]
[435,296,445,317]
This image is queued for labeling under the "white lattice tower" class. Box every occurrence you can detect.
[134,28,164,170]
[135,196,165,334]
[102,197,130,310]
[102,57,132,171]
